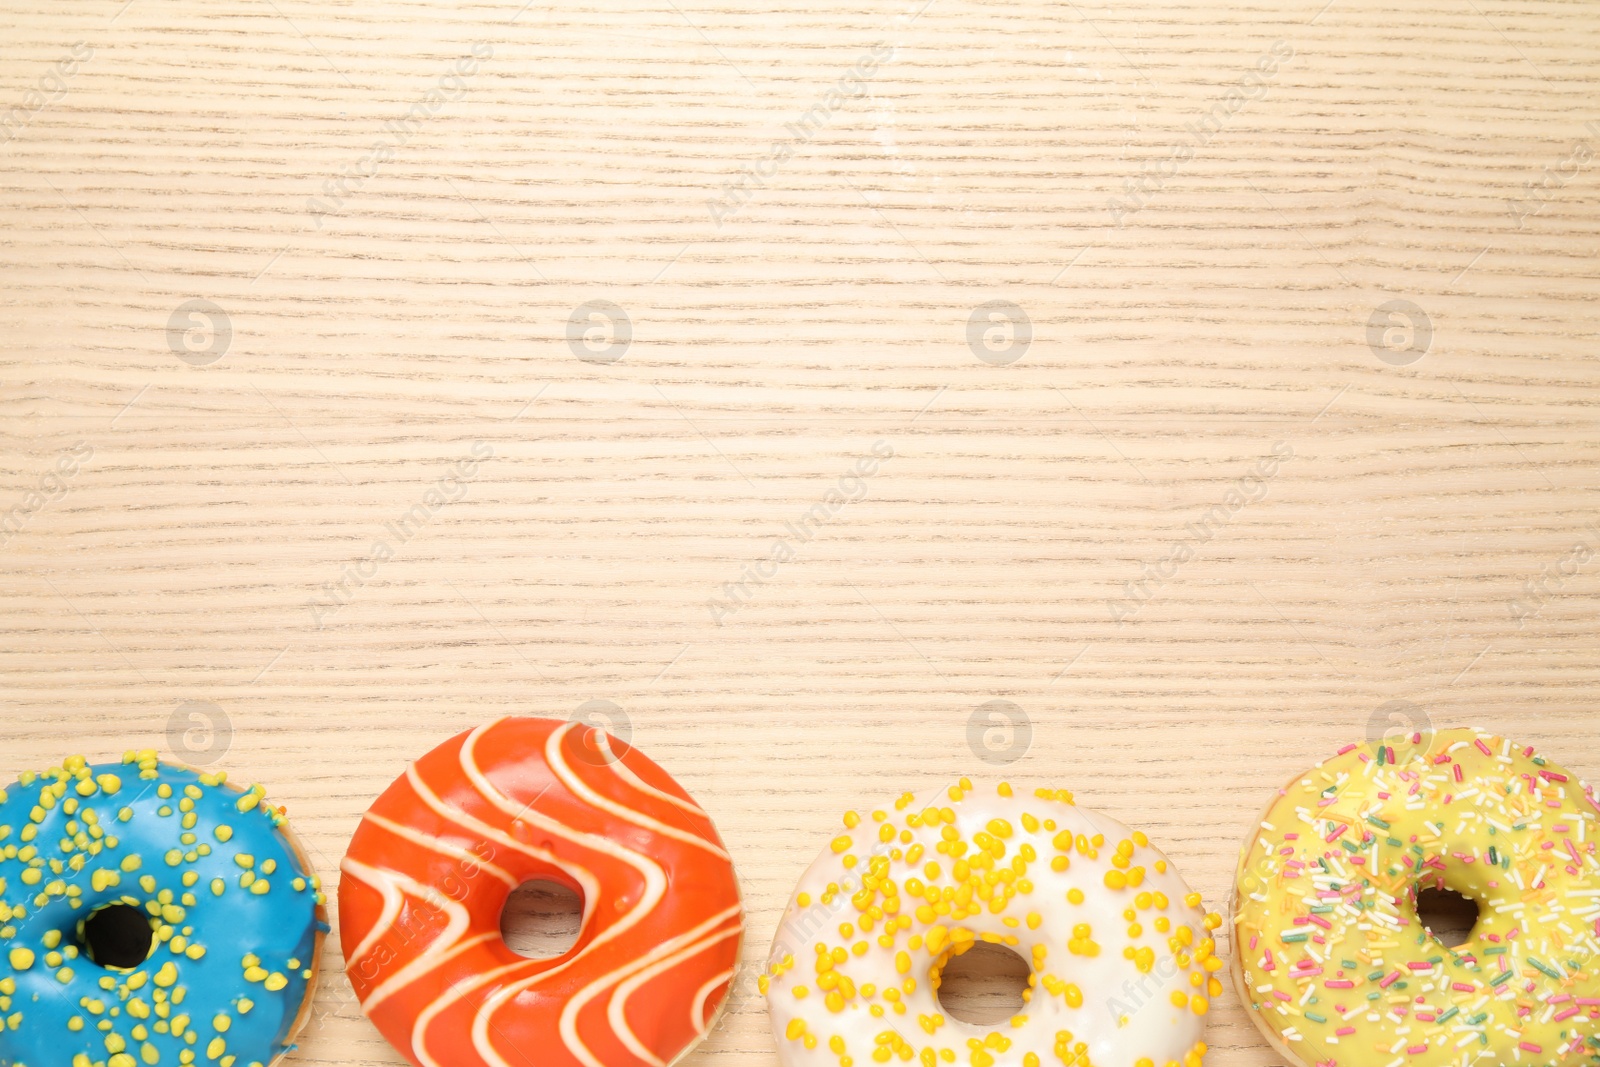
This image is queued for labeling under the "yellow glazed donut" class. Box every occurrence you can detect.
[1232,727,1600,1067]
[764,779,1224,1067]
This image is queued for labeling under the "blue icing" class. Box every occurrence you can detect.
[0,754,325,1067]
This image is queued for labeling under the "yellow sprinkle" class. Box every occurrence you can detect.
[9,949,34,970]
[153,962,178,988]
[121,855,143,872]
[830,836,852,855]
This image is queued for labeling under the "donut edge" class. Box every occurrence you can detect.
[665,922,747,1067]
[157,758,329,1067]
[1229,760,1316,1067]
[265,814,328,1067]
[660,822,748,1067]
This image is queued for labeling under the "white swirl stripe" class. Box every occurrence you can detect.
[343,856,406,965]
[689,968,737,1038]
[343,858,474,1011]
[545,723,731,862]
[361,809,520,888]
[610,925,743,1065]
[551,904,743,1067]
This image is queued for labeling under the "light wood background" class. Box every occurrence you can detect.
[2,0,1598,1063]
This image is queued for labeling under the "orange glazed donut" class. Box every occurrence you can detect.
[339,717,744,1067]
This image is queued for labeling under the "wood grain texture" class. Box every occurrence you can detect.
[1,0,1598,1064]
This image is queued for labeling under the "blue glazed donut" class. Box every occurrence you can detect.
[0,751,328,1067]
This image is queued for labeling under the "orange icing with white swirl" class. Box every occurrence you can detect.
[339,717,743,1067]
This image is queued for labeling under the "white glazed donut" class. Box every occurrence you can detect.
[764,779,1223,1067]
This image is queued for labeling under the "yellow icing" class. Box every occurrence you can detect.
[1233,727,1600,1066]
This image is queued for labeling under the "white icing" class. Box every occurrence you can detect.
[766,788,1213,1067]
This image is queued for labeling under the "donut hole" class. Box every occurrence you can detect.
[933,941,1031,1026]
[81,903,156,969]
[500,880,583,959]
[1416,886,1479,949]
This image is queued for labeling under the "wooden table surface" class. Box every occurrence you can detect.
[3,0,1598,1064]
